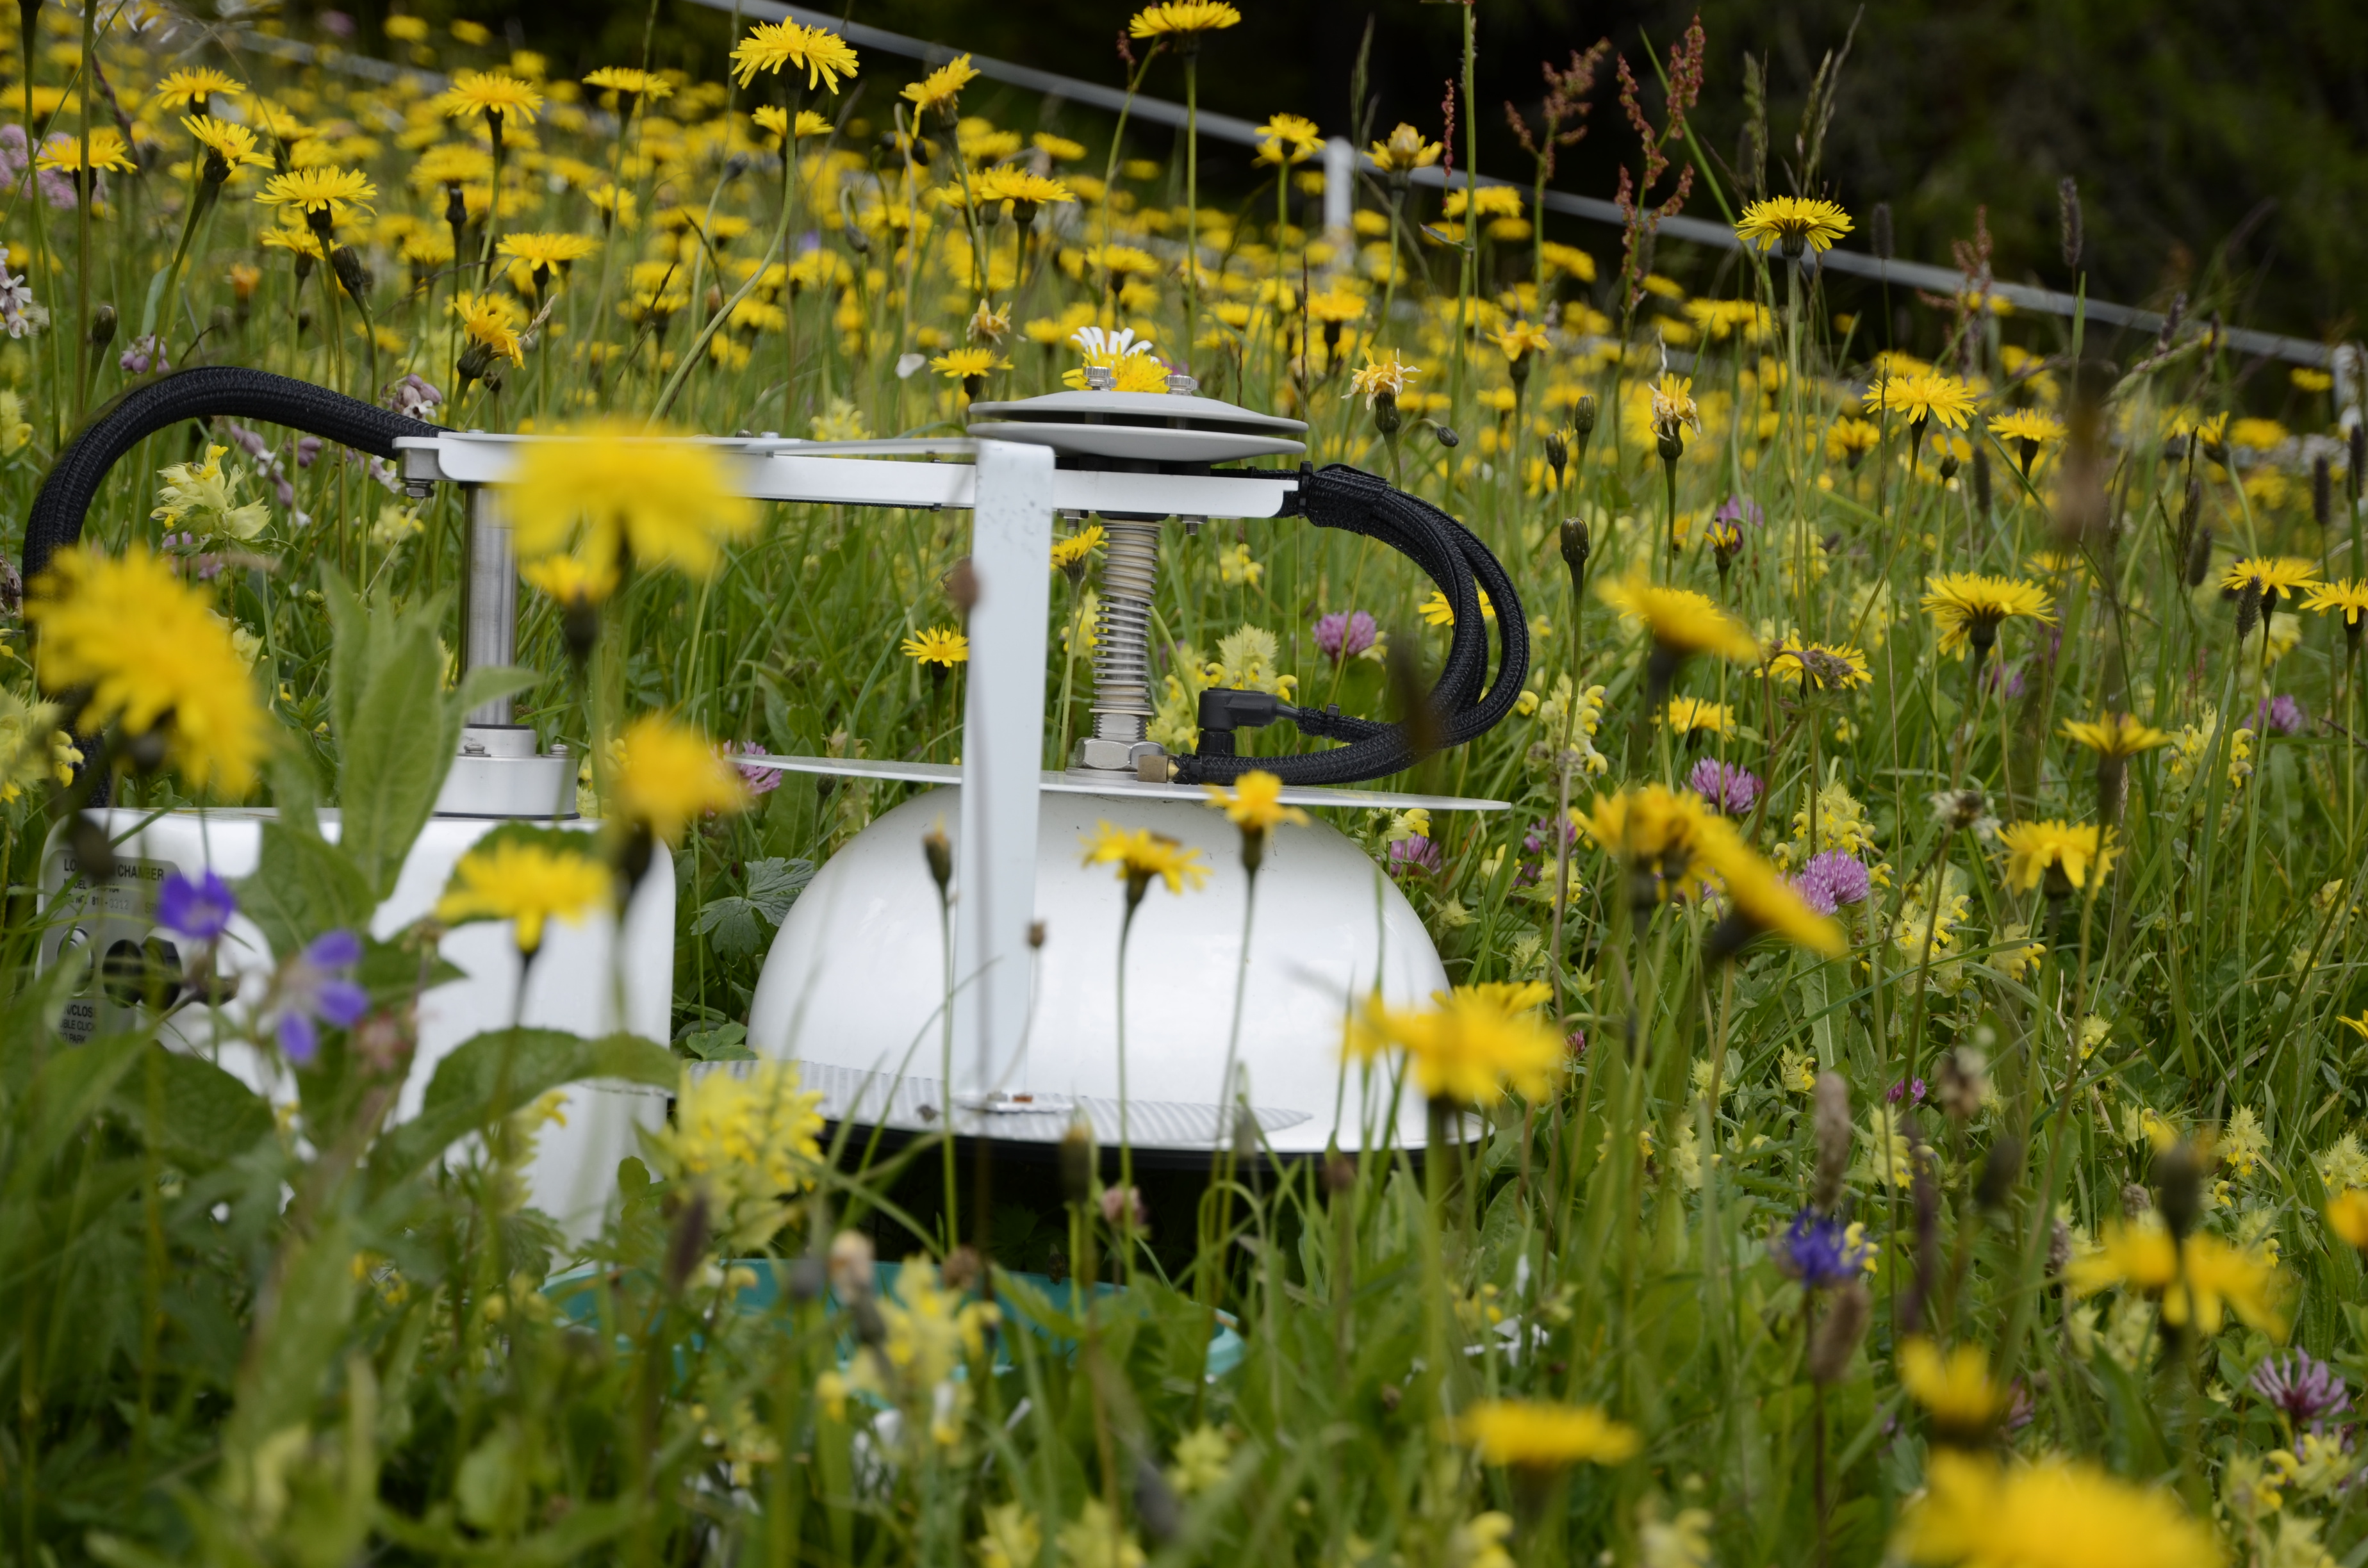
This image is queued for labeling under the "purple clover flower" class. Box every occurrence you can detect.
[295,435,324,468]
[157,869,236,943]
[1388,835,1442,877]
[1686,757,1763,815]
[1313,610,1378,662]
[1770,1209,1869,1290]
[1792,851,1871,916]
[728,740,782,796]
[119,334,169,375]
[2252,1348,2351,1432]
[1714,494,1764,530]
[2249,694,2305,735]
[270,929,369,1065]
[1886,1077,1927,1106]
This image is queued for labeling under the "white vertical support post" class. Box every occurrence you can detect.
[1322,137,1354,249]
[953,439,1055,1101]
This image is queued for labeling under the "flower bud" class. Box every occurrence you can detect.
[1808,1280,1870,1384]
[1571,393,1597,440]
[1433,423,1459,449]
[1543,429,1568,486]
[2233,581,2262,643]
[1372,388,1401,437]
[1059,1114,1096,1207]
[2153,1141,2202,1240]
[662,1189,711,1293]
[2183,525,2213,590]
[331,244,375,304]
[88,303,116,350]
[1811,1071,1850,1213]
[923,821,953,897]
[1975,1135,2020,1209]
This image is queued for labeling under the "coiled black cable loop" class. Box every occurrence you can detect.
[1173,463,1528,788]
[22,366,439,584]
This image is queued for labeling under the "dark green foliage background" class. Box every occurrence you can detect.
[319,0,2368,341]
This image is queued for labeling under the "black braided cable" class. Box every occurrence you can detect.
[23,366,438,584]
[1174,463,1528,787]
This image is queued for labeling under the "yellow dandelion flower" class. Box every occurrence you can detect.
[520,551,616,607]
[1488,320,1552,362]
[1253,112,1322,165]
[2221,556,2321,603]
[1597,571,1760,663]
[732,20,860,93]
[2325,1187,2368,1252]
[1203,769,1309,835]
[971,166,1075,209]
[1128,1,1243,40]
[901,626,969,668]
[504,420,759,581]
[1349,348,1419,406]
[1733,195,1852,254]
[1996,820,2119,894]
[434,836,613,954]
[1826,417,1881,464]
[1897,1338,2004,1443]
[2303,578,2368,630]
[580,66,673,102]
[1367,122,1441,174]
[611,714,750,845]
[26,546,272,796]
[1990,409,2065,473]
[930,346,1008,382]
[255,165,377,220]
[1081,821,1210,901]
[497,231,598,274]
[450,290,524,366]
[901,53,980,115]
[1864,373,1977,431]
[435,69,543,125]
[1349,981,1561,1105]
[1766,634,1872,691]
[35,127,136,175]
[1456,1401,1640,1469]
[183,116,271,172]
[2059,714,2170,759]
[1920,572,2055,657]
[1660,696,1733,736]
[153,67,243,110]
[1900,1450,2219,1568]
[1050,524,1105,572]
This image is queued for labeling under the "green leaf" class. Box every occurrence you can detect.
[366,1028,676,1193]
[338,620,457,897]
[5,1033,145,1201]
[456,664,536,717]
[691,857,811,961]
[677,1020,753,1061]
[223,1212,359,1464]
[238,821,376,961]
[106,1045,273,1167]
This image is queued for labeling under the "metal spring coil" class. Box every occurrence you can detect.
[1089,519,1162,740]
